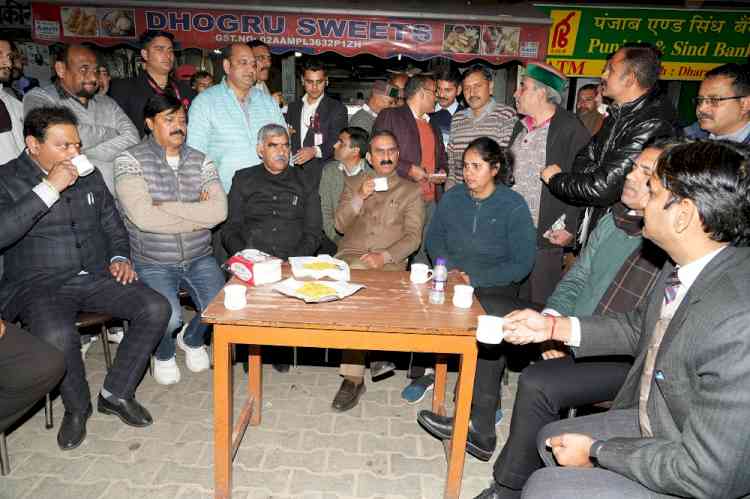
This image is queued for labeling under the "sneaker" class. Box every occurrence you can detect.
[153,357,181,385]
[401,374,435,404]
[176,328,210,373]
[80,335,97,360]
[107,327,124,344]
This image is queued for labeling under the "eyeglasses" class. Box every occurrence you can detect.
[693,95,748,107]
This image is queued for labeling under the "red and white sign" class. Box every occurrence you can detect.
[32,2,548,63]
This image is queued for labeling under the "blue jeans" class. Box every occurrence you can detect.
[135,254,226,361]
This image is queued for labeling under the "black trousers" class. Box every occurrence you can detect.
[490,356,631,490]
[0,322,65,432]
[11,274,170,413]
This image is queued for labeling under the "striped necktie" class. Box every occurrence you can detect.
[663,269,681,304]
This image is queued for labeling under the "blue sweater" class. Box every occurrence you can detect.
[187,79,286,192]
[426,183,536,288]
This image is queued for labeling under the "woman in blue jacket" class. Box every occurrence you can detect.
[426,136,536,292]
[403,137,536,407]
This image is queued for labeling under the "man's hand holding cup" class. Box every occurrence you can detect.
[503,309,560,345]
[46,160,79,193]
[358,178,376,200]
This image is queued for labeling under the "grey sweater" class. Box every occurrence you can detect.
[23,82,139,193]
[114,136,227,265]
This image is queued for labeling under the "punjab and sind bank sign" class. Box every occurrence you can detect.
[535,4,750,80]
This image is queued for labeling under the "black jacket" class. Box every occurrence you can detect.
[0,153,130,319]
[223,164,322,259]
[110,72,196,138]
[509,106,591,249]
[285,95,348,188]
[548,88,677,236]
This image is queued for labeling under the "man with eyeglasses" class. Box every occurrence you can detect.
[685,63,750,144]
[24,44,139,194]
[285,58,348,189]
[0,106,170,450]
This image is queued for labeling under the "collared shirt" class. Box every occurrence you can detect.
[511,118,550,225]
[338,158,366,177]
[411,105,430,123]
[300,93,325,158]
[435,100,459,115]
[254,81,270,95]
[360,104,377,117]
[567,245,728,346]
[0,84,24,165]
[710,120,750,143]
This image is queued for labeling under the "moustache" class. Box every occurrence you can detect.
[379,160,393,166]
[272,155,287,162]
[697,113,712,120]
[170,130,186,136]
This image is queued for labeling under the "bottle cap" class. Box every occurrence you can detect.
[435,257,446,265]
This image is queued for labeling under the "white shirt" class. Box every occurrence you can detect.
[0,86,24,165]
[300,93,324,158]
[254,81,270,95]
[360,103,377,117]
[435,100,459,115]
[566,245,728,347]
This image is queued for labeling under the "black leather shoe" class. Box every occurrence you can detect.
[273,363,290,373]
[370,360,396,380]
[332,379,366,412]
[97,394,153,427]
[57,403,92,450]
[417,410,496,461]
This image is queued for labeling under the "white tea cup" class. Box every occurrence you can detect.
[452,284,474,309]
[476,315,505,344]
[71,154,95,176]
[373,177,388,191]
[223,284,247,310]
[410,263,433,284]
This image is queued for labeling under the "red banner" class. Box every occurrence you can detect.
[31,2,548,63]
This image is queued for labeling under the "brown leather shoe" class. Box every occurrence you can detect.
[332,378,366,412]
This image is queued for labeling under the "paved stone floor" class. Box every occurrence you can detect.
[2,344,519,499]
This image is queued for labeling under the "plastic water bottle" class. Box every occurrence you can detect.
[429,257,448,305]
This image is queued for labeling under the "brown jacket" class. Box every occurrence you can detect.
[335,170,425,270]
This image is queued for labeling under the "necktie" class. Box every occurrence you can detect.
[663,269,681,304]
[0,96,12,134]
[639,268,682,436]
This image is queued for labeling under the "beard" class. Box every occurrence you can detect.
[76,85,98,99]
[0,67,11,84]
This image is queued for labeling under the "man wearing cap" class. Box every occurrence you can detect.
[509,63,590,304]
[110,30,196,138]
[348,80,396,133]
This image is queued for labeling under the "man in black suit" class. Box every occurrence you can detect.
[0,106,169,451]
[110,30,195,138]
[499,140,750,499]
[285,58,348,189]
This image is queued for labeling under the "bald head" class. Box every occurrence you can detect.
[55,45,99,102]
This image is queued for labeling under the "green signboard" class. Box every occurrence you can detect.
[535,4,750,80]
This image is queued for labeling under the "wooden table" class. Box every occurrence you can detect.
[203,270,483,498]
